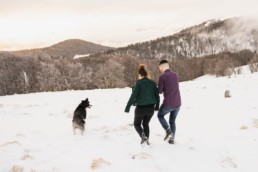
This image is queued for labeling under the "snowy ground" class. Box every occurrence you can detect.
[0,66,258,172]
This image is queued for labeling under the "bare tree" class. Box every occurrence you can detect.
[94,59,126,88]
[120,56,139,87]
[249,55,258,73]
[66,62,93,90]
[214,59,230,77]
[37,62,63,92]
[0,55,25,95]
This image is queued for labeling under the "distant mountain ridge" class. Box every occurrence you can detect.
[103,17,258,59]
[1,39,113,59]
[43,39,112,59]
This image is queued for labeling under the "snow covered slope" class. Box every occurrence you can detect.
[0,66,258,172]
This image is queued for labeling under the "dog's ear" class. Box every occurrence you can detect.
[85,98,88,101]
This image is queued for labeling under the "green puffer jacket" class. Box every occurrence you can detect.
[125,77,160,112]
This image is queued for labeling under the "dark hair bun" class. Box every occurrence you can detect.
[138,64,146,69]
[138,64,148,77]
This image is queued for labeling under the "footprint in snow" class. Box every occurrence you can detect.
[0,141,21,147]
[130,152,152,160]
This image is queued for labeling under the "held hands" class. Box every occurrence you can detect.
[154,104,159,111]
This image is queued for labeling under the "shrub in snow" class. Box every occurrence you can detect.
[10,165,24,172]
[240,125,248,130]
[90,158,110,170]
[224,90,231,98]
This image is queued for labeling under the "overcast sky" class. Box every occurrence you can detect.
[0,0,258,50]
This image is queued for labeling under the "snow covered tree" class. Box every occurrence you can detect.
[249,55,258,73]
[94,59,126,88]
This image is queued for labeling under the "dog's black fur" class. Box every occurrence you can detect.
[72,98,91,135]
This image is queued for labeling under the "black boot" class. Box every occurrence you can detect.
[168,136,174,144]
[141,133,150,145]
[164,128,172,140]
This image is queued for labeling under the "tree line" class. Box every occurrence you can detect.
[0,49,257,96]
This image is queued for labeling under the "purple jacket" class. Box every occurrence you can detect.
[158,69,181,108]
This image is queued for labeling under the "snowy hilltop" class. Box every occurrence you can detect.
[0,66,258,172]
[106,17,258,59]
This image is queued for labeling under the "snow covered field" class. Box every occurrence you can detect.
[0,66,258,172]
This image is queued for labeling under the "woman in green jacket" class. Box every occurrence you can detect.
[125,64,160,144]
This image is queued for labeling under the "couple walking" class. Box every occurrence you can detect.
[125,60,181,144]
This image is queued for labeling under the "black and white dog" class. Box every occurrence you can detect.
[72,98,92,135]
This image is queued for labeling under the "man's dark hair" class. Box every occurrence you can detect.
[159,60,169,65]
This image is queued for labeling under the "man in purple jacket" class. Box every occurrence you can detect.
[157,60,181,144]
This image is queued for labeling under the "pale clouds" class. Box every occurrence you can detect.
[0,0,258,50]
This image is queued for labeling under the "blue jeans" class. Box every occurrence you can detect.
[157,104,180,137]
